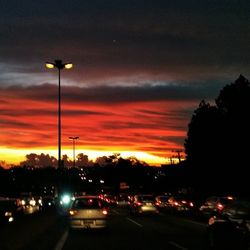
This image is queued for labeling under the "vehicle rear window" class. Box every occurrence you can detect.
[73,198,103,209]
[158,196,169,202]
[138,195,155,202]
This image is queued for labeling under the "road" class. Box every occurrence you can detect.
[0,207,209,250]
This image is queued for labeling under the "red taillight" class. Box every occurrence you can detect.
[102,209,108,215]
[136,202,142,206]
[217,203,224,210]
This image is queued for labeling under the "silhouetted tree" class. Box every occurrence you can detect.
[76,153,93,167]
[20,153,57,168]
[184,75,250,196]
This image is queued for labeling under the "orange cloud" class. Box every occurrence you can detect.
[0,84,199,165]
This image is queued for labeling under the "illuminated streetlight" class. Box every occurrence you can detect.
[69,136,79,168]
[45,60,73,168]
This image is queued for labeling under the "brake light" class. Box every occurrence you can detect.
[190,202,194,207]
[102,209,108,215]
[136,202,142,206]
[217,203,224,210]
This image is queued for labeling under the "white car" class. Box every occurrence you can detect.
[68,196,108,230]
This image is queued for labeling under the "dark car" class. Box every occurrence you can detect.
[199,196,235,218]
[167,195,195,214]
[130,194,159,215]
[0,198,22,223]
[155,195,170,211]
[207,198,250,250]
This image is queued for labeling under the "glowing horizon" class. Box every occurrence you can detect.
[0,84,190,169]
[0,146,175,167]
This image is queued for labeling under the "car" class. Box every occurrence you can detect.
[130,194,159,215]
[116,194,130,207]
[102,194,117,207]
[0,197,23,223]
[19,194,42,214]
[68,195,109,230]
[199,196,235,218]
[167,195,195,214]
[155,195,170,211]
[207,198,250,250]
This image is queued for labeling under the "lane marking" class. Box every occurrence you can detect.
[112,209,120,214]
[54,229,68,250]
[188,220,206,227]
[181,218,206,227]
[126,217,143,227]
[169,241,188,250]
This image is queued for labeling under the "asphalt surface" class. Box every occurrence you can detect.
[0,207,209,250]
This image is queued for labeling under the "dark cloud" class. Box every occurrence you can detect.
[0,118,32,129]
[0,80,225,104]
[0,0,250,86]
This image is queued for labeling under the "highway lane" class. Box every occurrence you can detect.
[61,207,209,250]
[0,208,67,250]
[0,207,210,250]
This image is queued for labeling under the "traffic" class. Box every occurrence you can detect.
[1,191,249,250]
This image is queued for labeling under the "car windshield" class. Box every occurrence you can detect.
[72,198,103,209]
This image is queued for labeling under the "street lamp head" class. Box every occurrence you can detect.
[64,63,73,69]
[69,136,79,140]
[45,60,73,70]
[45,62,55,69]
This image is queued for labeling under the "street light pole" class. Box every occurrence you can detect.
[172,149,183,163]
[69,136,79,168]
[45,60,73,169]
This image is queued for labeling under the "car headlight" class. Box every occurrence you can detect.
[61,194,71,205]
[5,211,12,217]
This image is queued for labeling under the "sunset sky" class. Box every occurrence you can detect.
[0,0,250,167]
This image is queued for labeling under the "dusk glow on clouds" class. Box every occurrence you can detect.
[0,0,250,166]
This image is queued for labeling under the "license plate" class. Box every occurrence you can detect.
[146,203,152,205]
[84,220,93,224]
[81,220,93,225]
